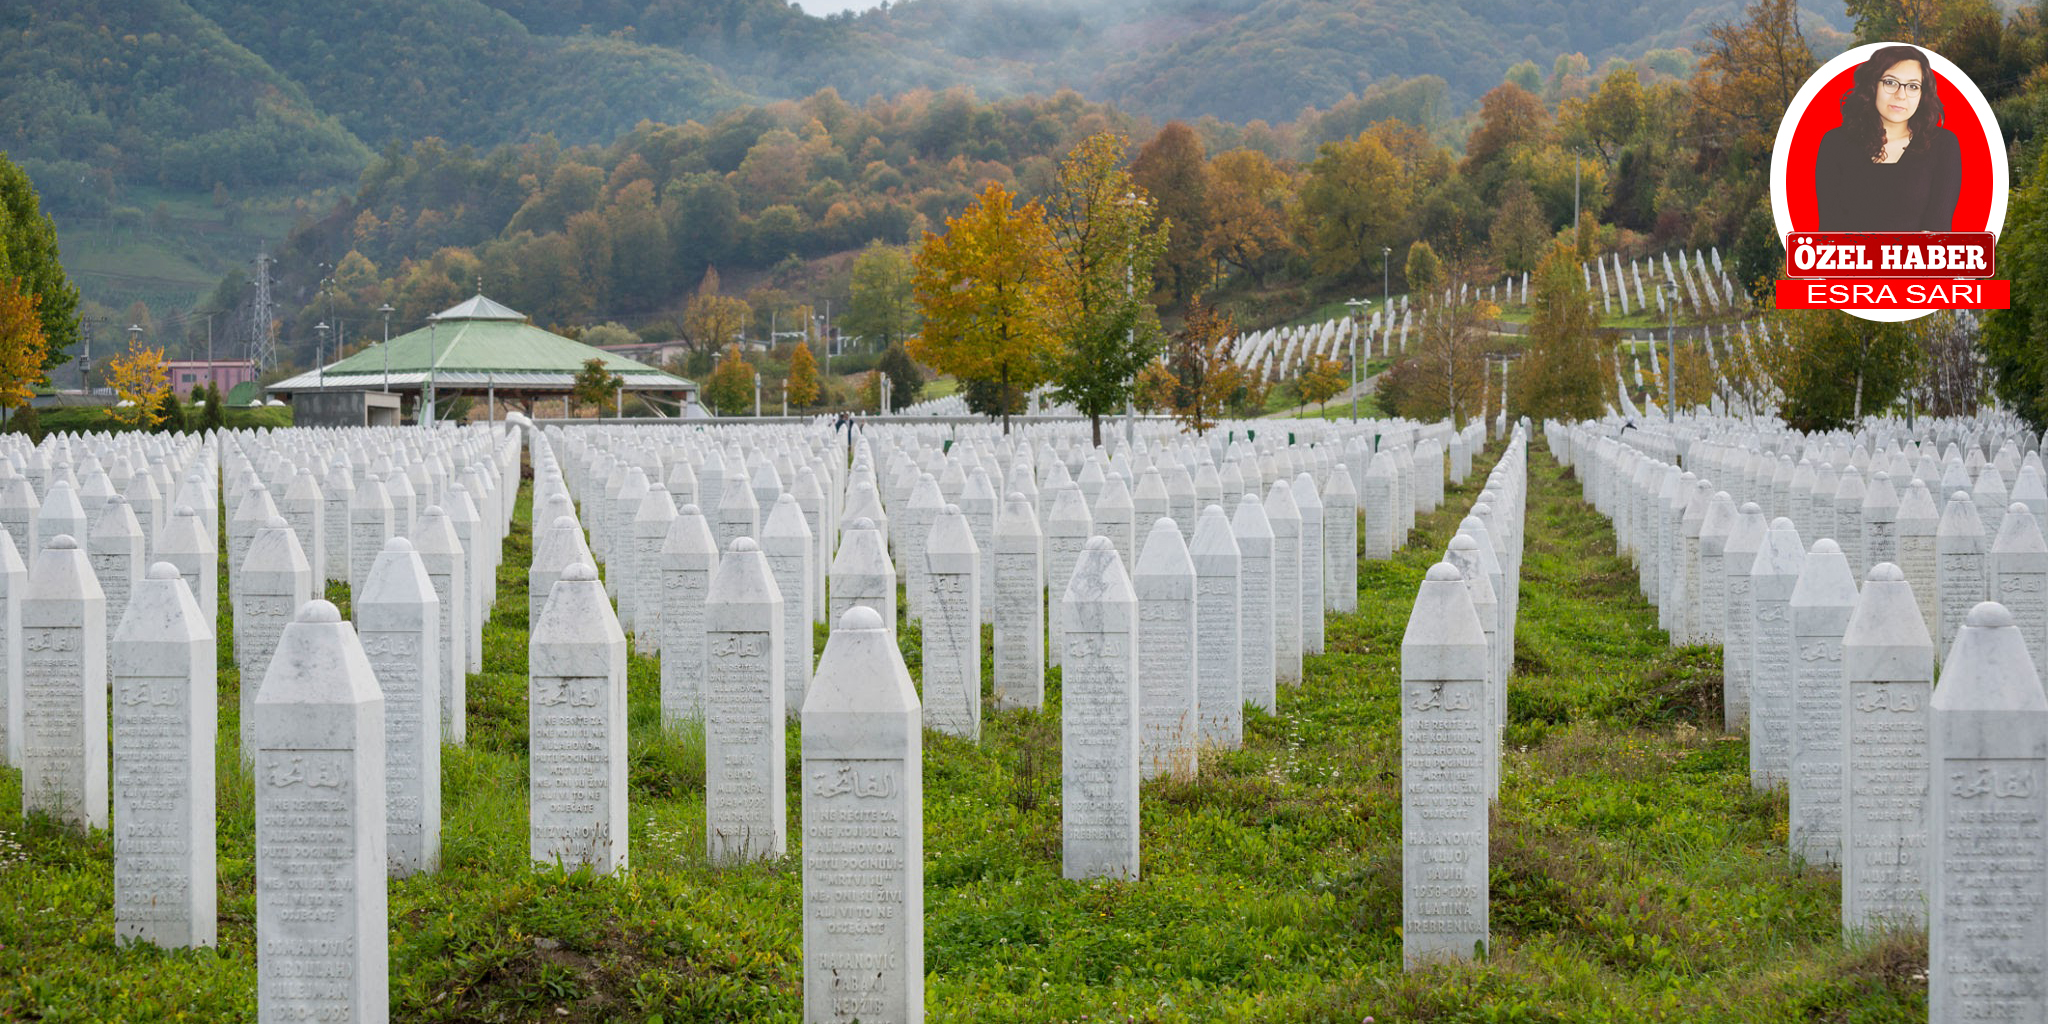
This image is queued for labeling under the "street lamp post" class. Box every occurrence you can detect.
[315,321,329,393]
[379,303,394,393]
[1344,297,1371,421]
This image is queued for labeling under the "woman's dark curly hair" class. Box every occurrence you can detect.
[1839,44,1944,163]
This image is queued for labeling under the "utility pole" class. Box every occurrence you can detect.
[379,303,394,393]
[78,315,98,395]
[1661,282,1679,419]
[1344,297,1370,421]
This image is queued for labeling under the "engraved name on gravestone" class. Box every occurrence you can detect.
[1062,538,1140,881]
[1402,563,1490,969]
[528,563,629,873]
[1841,563,1932,933]
[706,539,787,866]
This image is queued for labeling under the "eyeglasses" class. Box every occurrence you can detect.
[1879,77,1922,95]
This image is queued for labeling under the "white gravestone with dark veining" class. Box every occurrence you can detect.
[157,505,217,638]
[1061,537,1140,881]
[238,516,313,759]
[359,537,441,877]
[1402,562,1490,968]
[528,563,629,873]
[1840,562,1932,933]
[112,562,214,948]
[1135,517,1198,781]
[21,534,106,829]
[1991,503,2048,670]
[88,495,144,656]
[253,600,386,1024]
[705,538,787,865]
[1898,479,1941,646]
[829,518,895,641]
[413,506,468,745]
[801,606,923,1024]
[1790,538,1856,866]
[1929,601,2048,1024]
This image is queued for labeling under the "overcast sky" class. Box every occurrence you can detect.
[796,0,885,15]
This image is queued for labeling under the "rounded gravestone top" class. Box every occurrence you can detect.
[47,534,77,550]
[729,537,760,554]
[265,515,289,530]
[1449,533,1480,553]
[1812,538,1842,554]
[298,599,342,624]
[552,515,578,530]
[1084,535,1113,553]
[1741,502,1763,515]
[1874,470,1890,482]
[298,466,314,476]
[777,494,797,506]
[1954,490,1972,503]
[943,503,960,516]
[147,561,181,581]
[422,505,445,518]
[1473,502,1493,517]
[839,605,886,632]
[1968,601,2015,629]
[1770,517,1796,531]
[564,562,599,583]
[1426,561,1463,583]
[1910,476,1926,488]
[852,517,875,532]
[1335,463,1347,472]
[680,503,701,516]
[2014,502,2031,515]
[1866,562,1905,583]
[384,536,415,553]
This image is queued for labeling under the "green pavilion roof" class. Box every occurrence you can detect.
[267,295,693,393]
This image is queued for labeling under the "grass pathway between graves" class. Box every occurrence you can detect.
[0,438,1921,1022]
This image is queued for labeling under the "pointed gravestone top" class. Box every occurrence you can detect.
[1935,601,2046,708]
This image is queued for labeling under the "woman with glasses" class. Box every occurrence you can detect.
[1813,44,1960,231]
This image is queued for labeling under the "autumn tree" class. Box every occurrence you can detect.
[1518,241,1607,422]
[1397,268,1495,427]
[1297,354,1349,415]
[910,183,1062,435]
[1985,145,2048,430]
[1162,295,1243,434]
[1204,149,1295,284]
[0,155,79,371]
[0,277,47,419]
[704,344,755,416]
[1405,240,1443,297]
[570,357,623,415]
[1298,132,1408,284]
[1692,0,1816,181]
[876,344,925,412]
[842,241,920,352]
[1489,180,1550,275]
[106,337,170,429]
[1129,122,1211,303]
[682,291,751,353]
[1773,310,1919,431]
[1046,131,1170,447]
[786,340,820,409]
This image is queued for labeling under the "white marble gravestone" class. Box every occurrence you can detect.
[157,505,216,638]
[1840,562,1932,933]
[1929,601,2048,1024]
[1938,489,1990,656]
[1135,517,1197,781]
[1723,502,1767,733]
[705,538,787,866]
[1190,504,1243,750]
[237,516,313,759]
[359,537,441,877]
[1401,562,1490,968]
[992,493,1044,711]
[528,563,628,873]
[88,495,144,655]
[253,600,386,1024]
[659,503,720,727]
[0,530,21,768]
[1991,503,2048,669]
[1790,537,1856,866]
[828,518,895,640]
[412,505,468,745]
[1292,472,1325,656]
[1898,479,1941,644]
[1324,464,1358,613]
[801,605,922,1024]
[1234,493,1278,713]
[21,534,106,829]
[1265,480,1304,683]
[922,504,980,740]
[763,495,815,718]
[111,562,214,948]
[1061,537,1140,881]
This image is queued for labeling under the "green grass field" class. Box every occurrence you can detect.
[0,438,1920,1021]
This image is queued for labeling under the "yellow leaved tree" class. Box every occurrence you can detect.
[0,277,48,419]
[106,337,170,428]
[908,182,1064,434]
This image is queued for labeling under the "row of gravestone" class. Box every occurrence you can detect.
[1399,423,1530,969]
[1557,417,2048,1024]
[549,418,1486,753]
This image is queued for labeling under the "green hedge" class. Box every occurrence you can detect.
[23,404,292,437]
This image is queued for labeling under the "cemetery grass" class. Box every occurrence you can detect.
[0,441,1922,1022]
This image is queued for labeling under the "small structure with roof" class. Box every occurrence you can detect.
[266,294,696,425]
